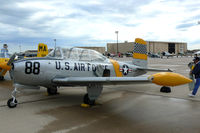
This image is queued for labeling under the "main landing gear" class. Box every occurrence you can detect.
[47,87,58,95]
[7,87,19,108]
[83,94,95,105]
[82,84,103,107]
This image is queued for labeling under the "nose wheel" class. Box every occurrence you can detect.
[7,98,18,108]
[7,87,19,108]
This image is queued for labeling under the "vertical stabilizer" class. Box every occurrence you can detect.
[37,43,48,57]
[132,38,147,67]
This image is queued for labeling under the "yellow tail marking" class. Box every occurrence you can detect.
[37,43,48,57]
[133,53,147,60]
[135,38,147,45]
[133,38,147,60]
[109,59,123,77]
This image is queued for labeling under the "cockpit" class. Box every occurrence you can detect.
[47,47,107,62]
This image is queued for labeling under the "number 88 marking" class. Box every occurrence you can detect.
[25,62,40,75]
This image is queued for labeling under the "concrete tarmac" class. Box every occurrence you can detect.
[1,56,200,133]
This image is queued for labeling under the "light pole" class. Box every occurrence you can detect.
[115,31,119,53]
[54,39,56,49]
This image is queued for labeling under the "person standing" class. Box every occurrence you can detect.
[1,44,8,53]
[188,57,200,97]
[188,62,195,91]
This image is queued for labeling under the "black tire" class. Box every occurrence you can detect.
[7,98,18,108]
[83,94,95,105]
[160,86,171,93]
[47,87,58,95]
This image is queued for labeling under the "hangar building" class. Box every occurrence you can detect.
[107,40,187,54]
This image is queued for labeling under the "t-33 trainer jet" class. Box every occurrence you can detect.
[6,38,192,108]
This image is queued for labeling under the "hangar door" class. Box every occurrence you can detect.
[168,43,175,53]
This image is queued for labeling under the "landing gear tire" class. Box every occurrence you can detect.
[160,86,171,93]
[7,98,18,108]
[47,87,58,95]
[83,94,95,105]
[0,76,4,81]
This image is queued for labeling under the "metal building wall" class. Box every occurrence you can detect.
[107,41,187,54]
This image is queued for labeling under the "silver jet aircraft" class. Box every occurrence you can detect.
[6,38,192,108]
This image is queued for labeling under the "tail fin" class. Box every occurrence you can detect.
[37,43,48,57]
[132,38,147,67]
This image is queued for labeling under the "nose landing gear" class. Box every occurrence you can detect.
[7,87,19,108]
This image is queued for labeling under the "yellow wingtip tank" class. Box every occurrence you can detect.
[149,72,192,86]
[133,38,147,60]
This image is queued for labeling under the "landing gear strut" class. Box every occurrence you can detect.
[7,87,19,108]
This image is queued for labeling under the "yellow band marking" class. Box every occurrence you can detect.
[135,38,147,45]
[133,53,147,60]
[109,59,123,77]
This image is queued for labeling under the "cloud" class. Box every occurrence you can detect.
[0,0,200,53]
[176,23,195,29]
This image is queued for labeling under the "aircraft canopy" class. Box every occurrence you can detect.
[47,47,107,62]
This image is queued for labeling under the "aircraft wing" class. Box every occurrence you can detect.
[52,72,192,87]
[52,76,151,86]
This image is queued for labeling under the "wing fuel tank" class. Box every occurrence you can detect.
[149,72,192,86]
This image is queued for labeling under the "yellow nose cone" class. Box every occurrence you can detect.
[149,72,192,86]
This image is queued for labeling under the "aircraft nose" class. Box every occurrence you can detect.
[148,72,192,86]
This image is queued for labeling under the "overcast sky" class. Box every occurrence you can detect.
[0,0,200,53]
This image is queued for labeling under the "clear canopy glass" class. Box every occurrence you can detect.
[47,47,107,62]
